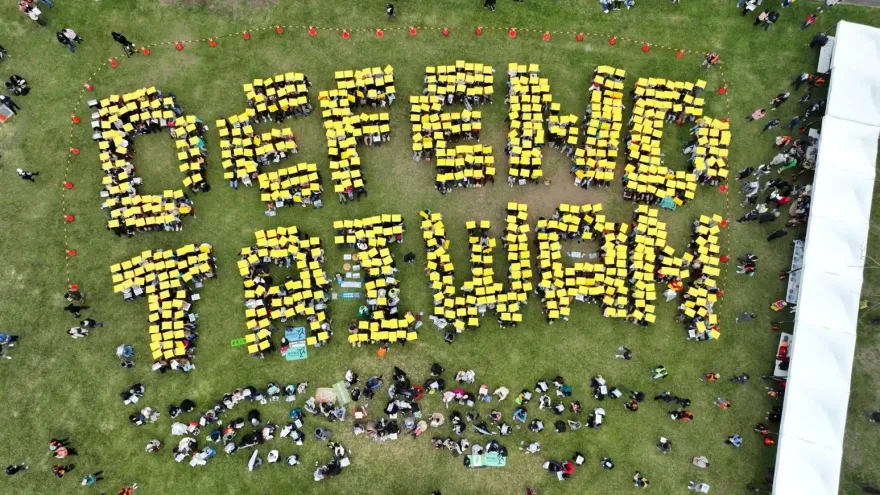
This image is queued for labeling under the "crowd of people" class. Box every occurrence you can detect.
[238,226,332,352]
[505,63,557,185]
[410,61,493,191]
[319,66,395,202]
[622,77,730,207]
[534,203,708,328]
[109,244,216,372]
[91,87,206,235]
[677,215,724,341]
[421,204,532,338]
[333,215,420,345]
[217,73,318,213]
[571,66,625,190]
[118,358,777,491]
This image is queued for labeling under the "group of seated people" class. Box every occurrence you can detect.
[318,67,395,202]
[571,66,626,190]
[676,215,724,341]
[333,216,419,345]
[535,204,688,326]
[90,87,207,235]
[110,244,216,372]
[421,203,532,340]
[622,77,730,207]
[237,227,332,352]
[411,62,492,190]
[5,74,28,95]
[506,63,552,185]
[218,73,318,213]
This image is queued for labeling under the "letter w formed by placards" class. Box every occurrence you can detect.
[410,61,495,191]
[236,227,332,354]
[318,66,396,200]
[333,215,419,345]
[623,77,730,207]
[217,73,320,211]
[536,204,684,325]
[109,244,216,371]
[420,203,532,333]
[93,87,207,235]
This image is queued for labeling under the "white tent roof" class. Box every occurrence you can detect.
[826,21,880,127]
[773,23,880,494]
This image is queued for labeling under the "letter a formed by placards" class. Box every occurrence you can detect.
[217,73,320,211]
[506,63,580,186]
[236,227,331,353]
[410,61,495,190]
[333,214,419,345]
[319,66,396,200]
[420,202,532,334]
[95,87,207,235]
[109,244,216,371]
[623,77,730,207]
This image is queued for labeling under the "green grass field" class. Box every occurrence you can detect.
[1,1,879,494]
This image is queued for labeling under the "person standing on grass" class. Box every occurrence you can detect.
[746,108,766,121]
[791,73,814,89]
[17,168,38,182]
[754,10,769,26]
[68,327,88,338]
[801,13,817,31]
[56,31,76,53]
[1,94,21,114]
[809,33,828,49]
[761,119,780,133]
[817,0,839,12]
[483,0,496,11]
[781,0,795,6]
[81,472,103,487]
[63,28,83,46]
[386,3,395,19]
[787,116,802,130]
[111,32,136,57]
[5,464,27,475]
[725,434,743,447]
[767,229,788,242]
[80,318,104,328]
[763,11,779,31]
[770,92,790,110]
[52,464,73,478]
[701,52,720,70]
